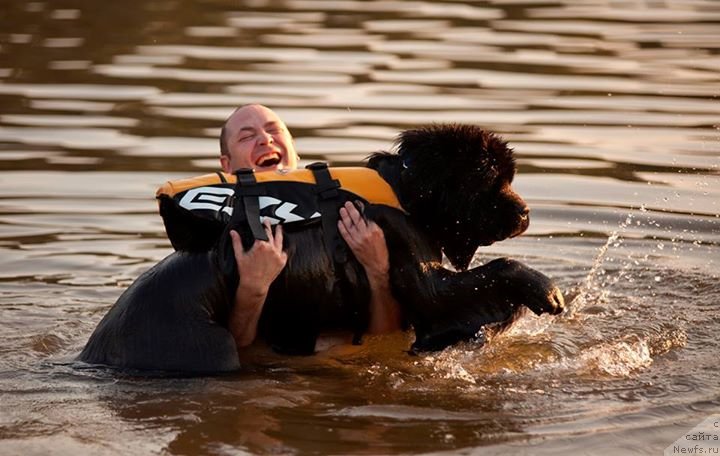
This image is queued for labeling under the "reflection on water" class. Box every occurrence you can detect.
[0,0,719,454]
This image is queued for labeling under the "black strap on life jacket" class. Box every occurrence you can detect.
[232,168,268,242]
[307,162,346,264]
[307,163,366,344]
[217,169,260,279]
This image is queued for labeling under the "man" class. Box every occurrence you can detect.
[219,104,402,350]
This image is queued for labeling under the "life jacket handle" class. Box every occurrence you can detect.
[306,162,347,264]
[231,168,269,242]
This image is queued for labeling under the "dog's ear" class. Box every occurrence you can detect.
[442,237,479,271]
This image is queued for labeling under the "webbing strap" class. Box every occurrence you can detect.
[307,163,365,341]
[233,169,268,241]
[307,162,346,264]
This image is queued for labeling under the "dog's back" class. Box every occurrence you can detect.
[78,251,240,373]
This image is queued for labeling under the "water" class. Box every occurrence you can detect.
[1,0,719,454]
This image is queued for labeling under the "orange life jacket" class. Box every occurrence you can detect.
[156,165,404,252]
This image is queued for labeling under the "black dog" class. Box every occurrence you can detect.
[78,124,564,373]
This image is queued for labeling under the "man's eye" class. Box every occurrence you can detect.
[238,135,253,142]
[267,128,280,134]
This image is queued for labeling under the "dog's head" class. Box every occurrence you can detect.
[396,124,529,271]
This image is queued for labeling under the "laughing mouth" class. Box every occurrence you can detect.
[255,152,282,168]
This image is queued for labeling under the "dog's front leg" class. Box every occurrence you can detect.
[410,258,564,352]
[471,257,565,317]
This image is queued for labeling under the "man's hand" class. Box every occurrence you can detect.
[338,201,402,334]
[231,220,287,296]
[338,201,389,281]
[228,220,287,348]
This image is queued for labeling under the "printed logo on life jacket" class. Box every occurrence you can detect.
[178,186,235,215]
[257,196,321,225]
[178,186,320,225]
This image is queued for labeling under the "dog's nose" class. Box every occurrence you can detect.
[518,205,530,221]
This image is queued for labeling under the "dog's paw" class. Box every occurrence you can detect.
[525,285,565,316]
[489,258,566,317]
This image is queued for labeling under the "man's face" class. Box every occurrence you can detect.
[220,104,298,173]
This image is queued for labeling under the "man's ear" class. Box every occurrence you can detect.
[220,155,231,173]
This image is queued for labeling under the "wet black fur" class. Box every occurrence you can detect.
[78,124,564,374]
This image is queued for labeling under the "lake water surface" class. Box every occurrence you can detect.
[1,0,719,454]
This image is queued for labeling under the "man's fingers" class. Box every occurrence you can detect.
[273,224,284,250]
[230,229,245,258]
[262,219,274,243]
[338,207,355,234]
[339,206,350,224]
[338,220,358,246]
[344,201,365,227]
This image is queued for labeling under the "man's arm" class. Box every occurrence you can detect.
[337,202,403,333]
[228,221,287,348]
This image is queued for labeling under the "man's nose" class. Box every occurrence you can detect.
[258,130,274,144]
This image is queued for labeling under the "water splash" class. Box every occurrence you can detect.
[419,350,478,385]
[567,212,638,317]
[524,336,653,378]
[503,311,557,337]
[576,337,653,377]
